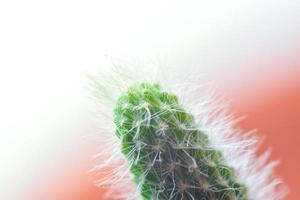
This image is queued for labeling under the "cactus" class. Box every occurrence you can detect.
[114,82,248,200]
[91,62,286,200]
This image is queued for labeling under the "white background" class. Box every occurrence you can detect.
[0,0,300,199]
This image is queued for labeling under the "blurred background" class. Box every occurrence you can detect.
[0,0,299,200]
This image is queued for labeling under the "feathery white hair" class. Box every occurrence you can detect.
[89,57,287,200]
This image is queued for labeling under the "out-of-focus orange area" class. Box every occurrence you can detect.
[235,81,300,200]
[25,147,108,200]
[26,66,300,200]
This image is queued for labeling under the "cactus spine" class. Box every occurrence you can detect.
[114,82,248,200]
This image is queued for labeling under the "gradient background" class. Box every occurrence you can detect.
[0,1,299,200]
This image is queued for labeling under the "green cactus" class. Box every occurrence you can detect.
[114,82,248,200]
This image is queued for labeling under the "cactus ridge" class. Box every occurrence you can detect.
[114,82,248,200]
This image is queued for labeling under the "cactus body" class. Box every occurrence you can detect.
[114,82,248,200]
